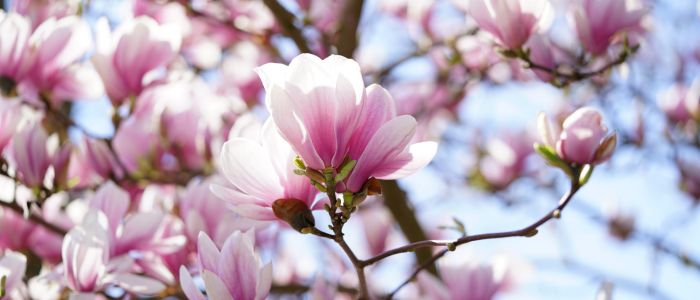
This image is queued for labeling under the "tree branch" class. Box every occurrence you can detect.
[335,0,365,57]
[262,0,312,53]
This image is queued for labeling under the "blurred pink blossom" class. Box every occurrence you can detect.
[179,231,272,300]
[10,122,72,188]
[62,211,166,296]
[0,250,27,300]
[11,0,80,28]
[480,132,533,189]
[416,256,514,300]
[0,99,24,153]
[0,13,31,88]
[571,0,645,55]
[657,83,694,123]
[465,0,552,49]
[92,16,181,104]
[22,16,103,104]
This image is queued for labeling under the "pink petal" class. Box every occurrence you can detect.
[179,267,206,300]
[201,270,234,300]
[346,115,417,192]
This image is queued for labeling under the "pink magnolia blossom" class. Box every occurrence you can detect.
[211,118,319,223]
[525,34,555,81]
[538,107,617,165]
[0,207,35,251]
[416,256,513,300]
[179,177,243,245]
[480,132,533,189]
[358,205,393,256]
[0,13,31,87]
[657,83,693,123]
[88,181,186,258]
[62,211,166,296]
[0,250,27,300]
[69,136,124,187]
[257,54,437,193]
[21,16,103,104]
[92,17,181,104]
[11,0,80,28]
[10,123,71,188]
[112,107,160,174]
[572,0,645,55]
[221,0,275,34]
[0,99,23,153]
[466,0,552,49]
[179,231,272,300]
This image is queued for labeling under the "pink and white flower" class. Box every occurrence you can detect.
[416,256,514,300]
[256,54,437,193]
[212,118,319,224]
[538,107,617,165]
[21,16,103,104]
[92,16,181,104]
[62,211,166,296]
[179,231,272,300]
[0,250,27,300]
[10,122,72,188]
[571,0,645,55]
[465,0,552,49]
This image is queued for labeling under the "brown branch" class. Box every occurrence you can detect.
[320,172,370,299]
[335,0,365,57]
[271,282,358,295]
[514,44,636,87]
[262,0,312,53]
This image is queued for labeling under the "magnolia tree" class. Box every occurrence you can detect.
[0,0,698,299]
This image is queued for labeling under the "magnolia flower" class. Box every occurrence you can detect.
[21,16,103,103]
[10,123,71,188]
[0,13,31,89]
[0,250,27,300]
[11,0,80,28]
[538,107,616,165]
[525,34,555,81]
[658,83,693,123]
[416,256,513,300]
[62,211,166,296]
[179,177,242,245]
[212,118,319,229]
[480,132,532,189]
[0,99,23,153]
[572,0,645,55]
[256,54,437,193]
[92,16,181,103]
[466,0,552,49]
[69,136,124,187]
[179,231,272,300]
[88,181,186,257]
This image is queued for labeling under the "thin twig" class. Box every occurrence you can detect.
[379,178,582,298]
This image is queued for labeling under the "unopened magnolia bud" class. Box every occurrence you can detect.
[272,198,315,232]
